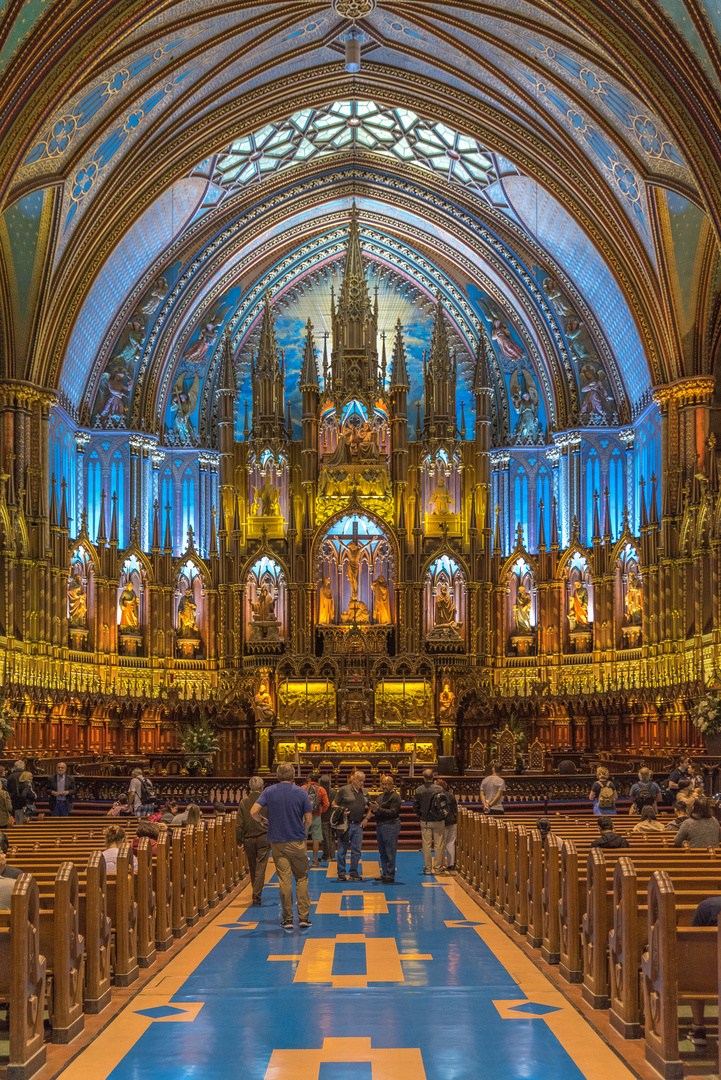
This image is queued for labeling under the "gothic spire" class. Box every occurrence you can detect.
[163,501,172,554]
[592,489,601,541]
[299,319,319,390]
[538,500,546,551]
[550,496,559,548]
[423,294,457,439]
[49,475,58,528]
[209,506,218,556]
[389,319,409,391]
[337,201,372,318]
[97,489,107,544]
[151,500,160,551]
[218,329,236,394]
[109,492,118,544]
[257,293,280,375]
[473,332,493,394]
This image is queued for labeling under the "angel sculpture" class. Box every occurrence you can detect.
[169,372,200,445]
[510,367,542,442]
[140,277,168,317]
[579,363,614,422]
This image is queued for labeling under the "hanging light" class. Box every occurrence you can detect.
[345,26,361,72]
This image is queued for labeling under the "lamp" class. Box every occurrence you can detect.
[345,26,361,72]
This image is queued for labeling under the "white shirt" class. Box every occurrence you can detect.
[481,775,506,807]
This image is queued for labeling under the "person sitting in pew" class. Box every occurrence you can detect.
[131,821,159,857]
[536,817,553,843]
[590,817,629,848]
[0,831,21,878]
[171,804,201,827]
[107,794,134,817]
[0,783,12,828]
[212,802,226,817]
[673,797,720,849]
[685,894,721,1046]
[631,805,664,833]
[0,863,14,907]
[101,824,138,872]
[158,801,179,823]
[664,800,689,832]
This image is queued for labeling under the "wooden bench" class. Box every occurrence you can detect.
[0,874,47,1080]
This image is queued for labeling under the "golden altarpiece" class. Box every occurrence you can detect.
[0,213,715,776]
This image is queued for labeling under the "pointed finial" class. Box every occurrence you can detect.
[151,499,160,551]
[493,504,502,555]
[209,505,218,556]
[538,499,546,551]
[592,489,600,541]
[639,477,648,529]
[550,496,559,549]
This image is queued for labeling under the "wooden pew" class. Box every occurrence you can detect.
[105,843,138,986]
[154,831,173,952]
[135,838,156,968]
[84,852,112,1012]
[641,870,718,1079]
[0,874,47,1080]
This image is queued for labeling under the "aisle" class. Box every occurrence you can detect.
[59,852,638,1080]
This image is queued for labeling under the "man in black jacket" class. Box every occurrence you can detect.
[590,817,629,849]
[6,760,25,824]
[370,775,401,883]
[413,768,446,875]
[46,762,77,816]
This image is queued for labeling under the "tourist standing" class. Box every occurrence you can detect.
[251,763,313,930]
[237,776,271,906]
[7,760,25,825]
[319,774,336,862]
[128,767,155,817]
[480,765,506,815]
[413,768,447,875]
[369,774,401,883]
[437,779,458,869]
[333,770,371,881]
[589,766,616,816]
[302,771,329,867]
[47,761,76,817]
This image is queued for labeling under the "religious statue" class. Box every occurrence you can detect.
[625,573,642,625]
[68,571,87,628]
[258,478,280,517]
[169,371,200,446]
[253,681,275,724]
[434,582,456,626]
[346,538,361,602]
[118,582,139,629]
[357,421,379,461]
[251,584,276,622]
[579,362,614,422]
[510,367,542,442]
[568,580,590,630]
[429,473,453,516]
[318,576,334,624]
[372,574,392,624]
[177,588,199,638]
[439,681,455,721]
[513,583,533,633]
[491,318,525,361]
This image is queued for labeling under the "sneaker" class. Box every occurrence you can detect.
[689,1026,707,1046]
[337,874,347,882]
[349,872,363,881]
[282,920,294,932]
[422,868,433,875]
[298,917,312,928]
[251,898,262,906]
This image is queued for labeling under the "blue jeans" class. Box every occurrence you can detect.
[52,801,70,817]
[593,802,616,816]
[337,822,363,876]
[376,820,400,880]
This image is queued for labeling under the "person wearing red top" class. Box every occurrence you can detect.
[131,821,159,856]
[303,772,329,866]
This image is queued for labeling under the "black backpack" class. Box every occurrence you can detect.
[306,784,320,812]
[633,782,657,812]
[139,777,156,804]
[429,789,451,822]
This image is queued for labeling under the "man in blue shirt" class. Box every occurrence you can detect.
[251,762,313,931]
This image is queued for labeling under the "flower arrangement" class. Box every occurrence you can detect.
[692,691,721,736]
[0,697,16,743]
[177,715,220,770]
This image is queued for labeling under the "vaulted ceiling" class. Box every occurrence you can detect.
[1,0,720,428]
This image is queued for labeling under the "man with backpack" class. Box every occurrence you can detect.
[628,767,661,815]
[128,767,155,817]
[589,766,616,815]
[413,768,447,875]
[302,771,329,867]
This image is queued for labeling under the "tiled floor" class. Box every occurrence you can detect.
[57,852,642,1080]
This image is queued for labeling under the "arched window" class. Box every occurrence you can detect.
[161,468,174,554]
[585,450,600,542]
[608,449,624,538]
[87,452,102,541]
[181,468,196,548]
[110,451,125,546]
[513,466,529,548]
[537,468,551,546]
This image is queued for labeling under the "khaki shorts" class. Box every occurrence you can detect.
[307,815,323,842]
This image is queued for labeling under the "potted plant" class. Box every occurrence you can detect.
[691,691,721,755]
[177,715,221,774]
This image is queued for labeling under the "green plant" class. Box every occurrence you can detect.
[692,691,721,736]
[177,715,220,769]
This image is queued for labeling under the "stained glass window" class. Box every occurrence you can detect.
[196,101,516,204]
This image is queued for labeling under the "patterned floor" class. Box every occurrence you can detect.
[57,852,639,1080]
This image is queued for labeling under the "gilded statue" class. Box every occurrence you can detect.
[118,583,139,629]
[253,682,275,724]
[372,574,392,624]
[251,584,276,622]
[258,478,280,517]
[345,538,361,601]
[434,582,456,626]
[430,473,453,516]
[439,681,455,721]
[625,573,642,625]
[513,583,533,634]
[318,576,334,624]
[569,580,590,629]
[177,588,199,638]
[68,572,87,628]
